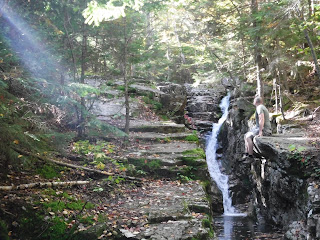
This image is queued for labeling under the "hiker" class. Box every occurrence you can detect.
[243,96,272,158]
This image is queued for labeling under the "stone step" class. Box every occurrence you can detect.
[129,132,195,142]
[127,153,206,167]
[129,142,199,154]
[75,180,213,240]
[187,112,215,121]
[126,120,186,133]
[154,165,208,180]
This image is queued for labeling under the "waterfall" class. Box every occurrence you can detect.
[206,94,243,215]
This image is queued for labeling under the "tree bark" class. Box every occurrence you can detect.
[123,16,130,135]
[251,0,264,98]
[78,0,88,137]
[63,3,77,82]
[304,28,320,81]
[230,0,247,80]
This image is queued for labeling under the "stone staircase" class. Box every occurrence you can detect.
[123,121,208,181]
[110,121,214,239]
[84,79,218,239]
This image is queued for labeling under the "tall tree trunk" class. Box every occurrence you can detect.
[123,17,130,135]
[304,28,320,81]
[251,0,264,98]
[165,12,171,81]
[63,3,77,82]
[230,0,247,80]
[299,0,320,81]
[78,2,87,137]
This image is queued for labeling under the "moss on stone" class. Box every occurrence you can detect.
[128,158,162,172]
[182,148,205,159]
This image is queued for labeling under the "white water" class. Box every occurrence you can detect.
[205,94,246,216]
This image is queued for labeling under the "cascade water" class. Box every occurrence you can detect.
[206,94,243,215]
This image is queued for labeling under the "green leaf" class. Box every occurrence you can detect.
[93,187,104,192]
[297,146,306,152]
[288,144,296,152]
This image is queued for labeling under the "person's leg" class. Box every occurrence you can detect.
[244,134,249,153]
[246,135,254,155]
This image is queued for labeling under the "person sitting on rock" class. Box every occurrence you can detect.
[243,96,272,158]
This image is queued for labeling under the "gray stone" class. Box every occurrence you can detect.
[184,83,226,132]
[137,220,209,240]
[128,120,186,133]
[157,82,187,121]
[284,221,308,240]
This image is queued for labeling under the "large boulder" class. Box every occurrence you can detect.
[157,82,187,123]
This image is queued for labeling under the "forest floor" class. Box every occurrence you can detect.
[0,80,213,240]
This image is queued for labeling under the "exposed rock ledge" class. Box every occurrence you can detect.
[251,129,320,240]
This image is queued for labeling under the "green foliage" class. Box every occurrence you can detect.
[79,216,95,225]
[160,115,170,121]
[45,216,69,240]
[86,118,127,138]
[182,148,206,159]
[182,166,197,179]
[129,158,162,173]
[202,217,214,238]
[37,164,62,179]
[72,140,115,160]
[117,85,126,91]
[68,83,100,97]
[42,200,94,212]
[40,132,76,152]
[288,144,307,153]
[142,96,163,111]
[177,173,193,182]
[184,133,199,142]
[0,219,9,240]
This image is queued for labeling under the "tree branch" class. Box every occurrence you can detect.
[12,147,141,181]
[0,181,89,191]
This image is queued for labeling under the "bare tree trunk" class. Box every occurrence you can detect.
[251,0,264,98]
[230,0,247,80]
[304,28,320,81]
[123,17,130,135]
[165,12,171,81]
[63,3,77,82]
[78,1,88,137]
[0,181,89,191]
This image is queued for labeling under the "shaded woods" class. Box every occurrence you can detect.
[0,0,320,239]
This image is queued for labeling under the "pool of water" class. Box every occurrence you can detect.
[213,215,284,239]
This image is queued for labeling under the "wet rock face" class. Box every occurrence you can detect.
[185,84,226,132]
[250,159,308,228]
[219,97,255,167]
[217,90,320,239]
[217,96,255,204]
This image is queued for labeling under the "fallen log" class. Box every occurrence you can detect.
[0,181,89,191]
[12,148,141,181]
